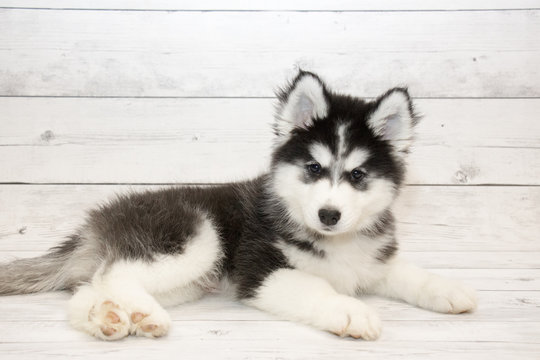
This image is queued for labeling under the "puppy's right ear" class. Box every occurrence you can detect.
[273,71,330,138]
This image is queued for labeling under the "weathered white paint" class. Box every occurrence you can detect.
[0,340,538,360]
[0,10,538,97]
[1,98,539,184]
[5,312,540,360]
[3,98,538,148]
[1,0,539,10]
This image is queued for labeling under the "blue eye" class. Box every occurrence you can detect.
[308,162,322,174]
[351,168,366,180]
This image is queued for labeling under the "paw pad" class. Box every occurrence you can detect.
[141,324,158,333]
[131,312,148,323]
[129,310,171,338]
[106,311,121,324]
[100,326,117,337]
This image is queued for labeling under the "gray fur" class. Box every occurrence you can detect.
[0,182,251,295]
[0,235,97,294]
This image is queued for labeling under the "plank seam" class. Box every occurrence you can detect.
[0,7,539,13]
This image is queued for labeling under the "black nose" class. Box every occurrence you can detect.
[318,208,341,226]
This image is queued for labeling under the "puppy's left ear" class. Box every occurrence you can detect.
[367,88,418,156]
[274,71,330,138]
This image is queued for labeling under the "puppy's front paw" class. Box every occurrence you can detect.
[324,295,382,340]
[419,277,477,314]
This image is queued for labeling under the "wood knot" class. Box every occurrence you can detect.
[40,130,55,142]
[454,165,480,184]
[208,329,229,336]
[454,170,469,184]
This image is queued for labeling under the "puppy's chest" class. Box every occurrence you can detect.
[277,237,387,295]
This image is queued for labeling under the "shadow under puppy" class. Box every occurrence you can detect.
[0,71,477,340]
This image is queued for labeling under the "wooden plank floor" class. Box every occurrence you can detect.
[0,185,538,359]
[0,1,539,359]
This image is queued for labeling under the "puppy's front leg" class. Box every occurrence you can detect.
[244,268,381,340]
[371,257,477,314]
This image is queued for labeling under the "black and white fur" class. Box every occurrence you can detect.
[0,72,477,340]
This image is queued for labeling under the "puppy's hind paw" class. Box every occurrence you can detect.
[130,308,171,338]
[90,300,130,341]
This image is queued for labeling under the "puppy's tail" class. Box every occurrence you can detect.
[0,235,95,295]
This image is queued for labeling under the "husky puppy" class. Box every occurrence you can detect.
[0,71,476,340]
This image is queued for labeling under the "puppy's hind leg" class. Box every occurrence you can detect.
[68,217,224,341]
[69,269,173,340]
[93,264,174,339]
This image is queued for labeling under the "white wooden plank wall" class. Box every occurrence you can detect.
[0,1,539,359]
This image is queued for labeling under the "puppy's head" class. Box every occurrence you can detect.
[271,71,418,236]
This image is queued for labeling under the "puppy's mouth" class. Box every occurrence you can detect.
[314,225,348,237]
